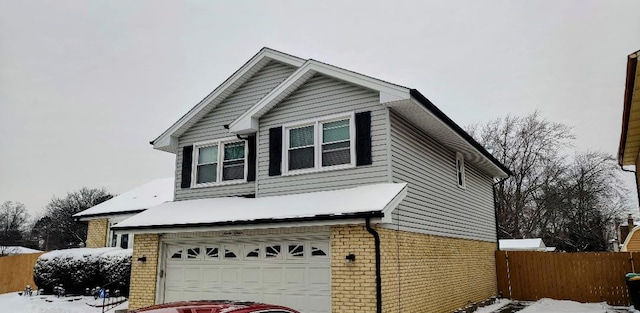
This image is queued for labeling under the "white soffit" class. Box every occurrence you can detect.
[112,183,407,232]
[228,60,412,134]
[152,48,305,153]
[386,98,509,178]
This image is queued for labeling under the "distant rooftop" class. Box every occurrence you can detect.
[73,177,174,219]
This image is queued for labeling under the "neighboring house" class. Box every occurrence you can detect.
[112,48,510,313]
[73,178,174,249]
[619,49,640,205]
[0,246,41,256]
[499,238,556,252]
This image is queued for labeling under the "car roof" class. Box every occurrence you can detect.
[132,301,300,313]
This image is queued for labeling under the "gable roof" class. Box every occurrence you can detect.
[151,48,305,153]
[73,177,174,220]
[618,49,640,166]
[152,47,510,177]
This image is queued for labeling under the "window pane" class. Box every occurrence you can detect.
[289,146,314,170]
[224,142,245,160]
[198,145,218,164]
[223,160,244,181]
[120,234,129,249]
[197,164,217,183]
[322,120,350,143]
[289,126,314,148]
[322,141,350,166]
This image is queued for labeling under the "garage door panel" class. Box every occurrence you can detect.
[309,267,331,284]
[284,267,305,284]
[163,236,330,313]
[241,267,261,284]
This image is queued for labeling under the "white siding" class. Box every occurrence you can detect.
[175,61,297,200]
[257,74,390,196]
[389,110,496,242]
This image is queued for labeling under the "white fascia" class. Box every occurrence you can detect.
[229,60,412,134]
[112,218,385,235]
[381,183,408,223]
[152,48,305,153]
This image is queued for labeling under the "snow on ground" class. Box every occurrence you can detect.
[474,299,512,312]
[517,298,623,313]
[0,292,128,313]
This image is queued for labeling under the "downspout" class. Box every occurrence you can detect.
[620,166,640,211]
[365,217,382,313]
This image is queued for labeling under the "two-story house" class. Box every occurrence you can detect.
[112,48,510,313]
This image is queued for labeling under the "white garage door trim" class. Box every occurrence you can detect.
[158,232,331,313]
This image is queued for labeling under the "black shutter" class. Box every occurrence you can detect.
[181,145,193,188]
[355,111,372,166]
[247,135,257,182]
[269,127,283,176]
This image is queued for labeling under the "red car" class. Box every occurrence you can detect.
[131,301,301,313]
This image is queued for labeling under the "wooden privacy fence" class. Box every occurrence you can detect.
[0,252,43,294]
[496,251,640,306]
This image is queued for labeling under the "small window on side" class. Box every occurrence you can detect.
[456,152,466,188]
[120,234,129,249]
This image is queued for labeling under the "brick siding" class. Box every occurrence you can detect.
[128,233,160,310]
[85,219,108,248]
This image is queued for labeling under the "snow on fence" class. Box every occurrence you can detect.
[496,250,637,306]
[0,252,44,294]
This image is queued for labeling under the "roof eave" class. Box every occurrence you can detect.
[408,89,511,177]
[111,211,384,233]
[618,50,640,166]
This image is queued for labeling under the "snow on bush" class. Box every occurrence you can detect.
[34,247,132,295]
[99,248,132,296]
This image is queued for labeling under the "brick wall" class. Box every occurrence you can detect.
[86,219,108,248]
[129,233,160,310]
[329,225,496,313]
[378,228,497,313]
[330,225,377,313]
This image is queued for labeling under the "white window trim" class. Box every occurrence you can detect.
[191,136,249,188]
[282,112,356,176]
[456,152,466,189]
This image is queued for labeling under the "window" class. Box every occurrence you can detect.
[193,138,247,186]
[456,152,466,188]
[120,234,129,249]
[284,113,355,174]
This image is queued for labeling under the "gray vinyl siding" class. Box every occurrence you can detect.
[257,74,390,196]
[175,61,297,200]
[389,110,496,242]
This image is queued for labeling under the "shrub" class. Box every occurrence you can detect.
[34,247,132,295]
[99,249,132,296]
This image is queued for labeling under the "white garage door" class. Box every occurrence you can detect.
[161,234,331,313]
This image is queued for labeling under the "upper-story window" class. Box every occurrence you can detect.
[193,138,247,186]
[283,113,355,175]
[456,152,466,188]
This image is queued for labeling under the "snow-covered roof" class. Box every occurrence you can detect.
[74,178,174,219]
[0,246,41,255]
[112,183,407,232]
[499,238,556,251]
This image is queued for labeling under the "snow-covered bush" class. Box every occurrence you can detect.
[99,248,132,296]
[34,247,132,295]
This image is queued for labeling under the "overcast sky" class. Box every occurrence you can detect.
[1,1,639,217]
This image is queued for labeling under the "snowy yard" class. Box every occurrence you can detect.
[0,292,128,313]
[475,298,633,313]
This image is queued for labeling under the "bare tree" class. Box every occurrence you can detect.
[468,111,575,239]
[0,201,30,255]
[41,188,113,250]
